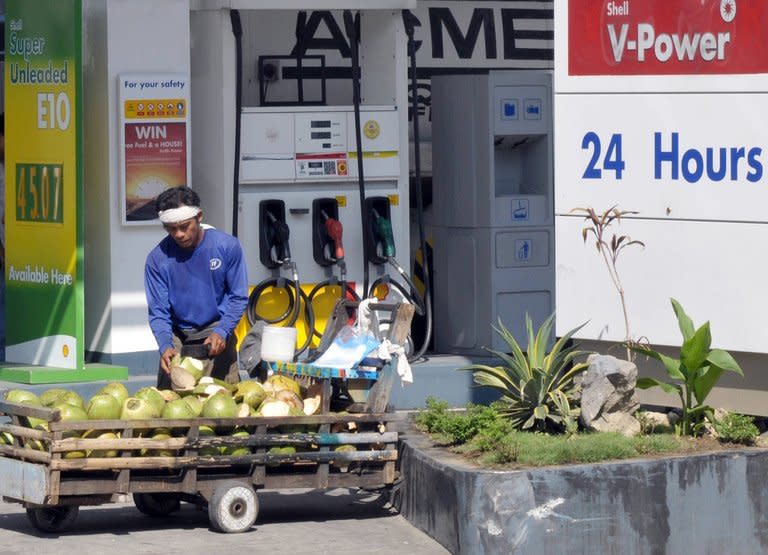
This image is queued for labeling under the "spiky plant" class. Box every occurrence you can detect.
[460,314,590,433]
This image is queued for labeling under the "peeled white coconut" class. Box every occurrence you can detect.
[258,398,292,418]
[170,366,197,391]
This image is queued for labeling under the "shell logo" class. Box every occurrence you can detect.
[337,160,348,175]
[363,120,380,140]
[62,344,70,358]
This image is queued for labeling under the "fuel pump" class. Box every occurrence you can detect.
[246,199,314,356]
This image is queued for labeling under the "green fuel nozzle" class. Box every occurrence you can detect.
[372,208,395,258]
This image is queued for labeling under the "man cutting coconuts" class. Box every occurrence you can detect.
[144,186,248,388]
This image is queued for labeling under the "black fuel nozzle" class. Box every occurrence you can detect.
[267,211,292,264]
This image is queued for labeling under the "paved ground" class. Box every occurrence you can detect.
[0,488,449,554]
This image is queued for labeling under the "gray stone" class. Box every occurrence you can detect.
[590,411,642,437]
[579,354,640,428]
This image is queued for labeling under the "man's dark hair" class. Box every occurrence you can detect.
[155,186,200,212]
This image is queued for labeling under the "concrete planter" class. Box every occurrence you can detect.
[396,431,768,554]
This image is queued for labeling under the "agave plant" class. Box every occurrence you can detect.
[460,314,590,433]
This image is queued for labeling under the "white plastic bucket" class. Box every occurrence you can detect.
[260,326,297,362]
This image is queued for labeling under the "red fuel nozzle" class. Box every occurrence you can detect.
[325,217,344,260]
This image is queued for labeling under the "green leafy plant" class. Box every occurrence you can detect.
[630,299,744,436]
[414,397,501,445]
[460,314,590,433]
[572,206,645,360]
[715,413,759,445]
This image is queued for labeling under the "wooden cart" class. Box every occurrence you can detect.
[0,302,414,534]
[0,395,403,533]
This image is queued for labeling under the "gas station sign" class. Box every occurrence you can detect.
[554,0,768,351]
[568,0,768,76]
[4,0,83,370]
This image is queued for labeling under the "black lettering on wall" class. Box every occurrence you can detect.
[291,11,351,58]
[429,8,496,59]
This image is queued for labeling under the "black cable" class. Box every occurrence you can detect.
[403,10,433,361]
[230,9,243,238]
[343,10,370,296]
[308,279,361,339]
[246,278,295,325]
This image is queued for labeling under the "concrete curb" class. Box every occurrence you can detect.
[395,431,768,554]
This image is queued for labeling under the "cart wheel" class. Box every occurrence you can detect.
[133,493,181,517]
[208,481,258,533]
[26,506,79,533]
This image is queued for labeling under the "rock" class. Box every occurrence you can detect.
[589,412,642,437]
[579,354,640,427]
[756,431,768,448]
[639,411,675,433]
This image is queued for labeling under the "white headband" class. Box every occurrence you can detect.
[158,205,201,224]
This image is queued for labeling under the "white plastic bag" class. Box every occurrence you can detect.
[314,322,380,369]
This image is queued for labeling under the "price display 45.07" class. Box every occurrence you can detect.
[15,163,64,224]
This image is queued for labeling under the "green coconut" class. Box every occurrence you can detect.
[222,428,251,456]
[267,374,301,396]
[0,431,15,445]
[201,392,238,419]
[121,397,160,420]
[197,424,219,456]
[149,429,176,457]
[135,387,166,417]
[162,398,197,420]
[56,390,85,409]
[52,404,88,458]
[97,382,130,408]
[267,445,297,467]
[182,396,203,417]
[4,389,41,406]
[86,394,122,420]
[234,381,267,409]
[39,388,69,407]
[54,402,89,422]
[83,430,120,458]
[159,389,181,402]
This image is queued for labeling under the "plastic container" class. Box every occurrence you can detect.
[260,326,297,362]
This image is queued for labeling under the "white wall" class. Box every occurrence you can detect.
[83,0,190,357]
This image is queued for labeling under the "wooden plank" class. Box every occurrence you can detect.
[251,424,267,488]
[49,430,63,504]
[0,423,49,441]
[0,401,61,421]
[51,431,397,454]
[387,302,416,344]
[50,449,398,471]
[0,457,49,504]
[46,412,405,432]
[116,428,133,494]
[182,426,199,494]
[0,444,51,464]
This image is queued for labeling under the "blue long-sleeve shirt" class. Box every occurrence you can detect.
[144,228,249,355]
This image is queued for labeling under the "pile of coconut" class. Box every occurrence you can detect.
[0,356,339,458]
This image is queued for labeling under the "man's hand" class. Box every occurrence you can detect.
[204,332,226,357]
[160,347,178,374]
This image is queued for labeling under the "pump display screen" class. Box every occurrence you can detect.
[311,131,332,139]
[311,121,331,128]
